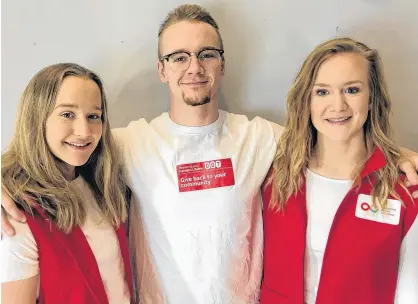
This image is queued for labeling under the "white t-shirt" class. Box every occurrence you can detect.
[113,110,283,304]
[305,169,418,304]
[0,176,130,304]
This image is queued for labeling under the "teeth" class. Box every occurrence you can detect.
[67,142,88,147]
[327,117,350,122]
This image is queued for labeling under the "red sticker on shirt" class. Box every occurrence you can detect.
[176,158,235,192]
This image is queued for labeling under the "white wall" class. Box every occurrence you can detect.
[2,0,417,150]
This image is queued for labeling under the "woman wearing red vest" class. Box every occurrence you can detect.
[261,38,418,304]
[1,63,134,303]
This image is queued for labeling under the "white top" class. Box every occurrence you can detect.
[113,110,283,304]
[0,176,130,304]
[305,169,418,304]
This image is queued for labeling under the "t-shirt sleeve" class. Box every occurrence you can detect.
[394,209,418,303]
[111,127,128,148]
[269,121,284,143]
[0,218,39,282]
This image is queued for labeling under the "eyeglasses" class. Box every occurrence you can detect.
[160,48,224,72]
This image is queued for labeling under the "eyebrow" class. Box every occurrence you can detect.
[314,80,364,87]
[55,103,102,111]
[165,46,221,55]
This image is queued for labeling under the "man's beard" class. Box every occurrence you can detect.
[182,92,211,107]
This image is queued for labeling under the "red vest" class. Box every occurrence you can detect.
[25,204,134,304]
[261,149,418,304]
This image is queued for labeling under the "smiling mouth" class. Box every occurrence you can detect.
[65,142,91,149]
[326,116,352,123]
[182,81,208,86]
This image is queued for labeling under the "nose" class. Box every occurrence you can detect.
[73,117,92,137]
[186,55,204,74]
[332,93,348,112]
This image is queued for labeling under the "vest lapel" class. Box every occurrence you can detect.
[33,204,109,304]
[285,181,308,303]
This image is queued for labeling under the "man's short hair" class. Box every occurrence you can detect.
[158,4,224,58]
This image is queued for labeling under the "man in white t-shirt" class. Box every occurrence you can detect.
[109,6,284,302]
[2,4,418,304]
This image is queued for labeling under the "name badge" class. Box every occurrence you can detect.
[355,194,401,225]
[176,158,235,192]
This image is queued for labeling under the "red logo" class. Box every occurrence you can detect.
[360,202,378,213]
[361,202,371,211]
[176,158,235,192]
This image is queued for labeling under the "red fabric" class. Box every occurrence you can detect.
[261,148,418,304]
[25,205,134,304]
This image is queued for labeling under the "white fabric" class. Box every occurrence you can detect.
[304,169,352,303]
[113,110,283,304]
[304,168,418,304]
[0,176,130,304]
[0,219,39,282]
[395,214,418,304]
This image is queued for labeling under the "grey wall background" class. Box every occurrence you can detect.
[2,0,417,150]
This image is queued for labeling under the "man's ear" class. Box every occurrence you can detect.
[158,60,168,83]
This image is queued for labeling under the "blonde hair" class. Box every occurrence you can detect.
[157,4,224,58]
[267,37,402,211]
[1,63,128,233]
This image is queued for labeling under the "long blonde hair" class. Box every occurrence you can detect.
[267,37,401,211]
[2,63,128,233]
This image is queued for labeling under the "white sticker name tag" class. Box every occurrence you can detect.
[355,194,401,225]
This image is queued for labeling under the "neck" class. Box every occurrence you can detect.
[309,134,367,179]
[169,96,219,127]
[64,165,76,181]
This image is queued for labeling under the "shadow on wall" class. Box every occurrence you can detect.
[209,4,287,123]
[107,45,169,128]
[337,17,418,151]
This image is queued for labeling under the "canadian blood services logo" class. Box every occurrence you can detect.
[360,202,379,213]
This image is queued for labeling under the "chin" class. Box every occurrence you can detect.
[64,158,90,168]
[184,96,211,107]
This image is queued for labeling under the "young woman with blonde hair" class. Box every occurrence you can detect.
[1,63,134,303]
[261,38,417,304]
